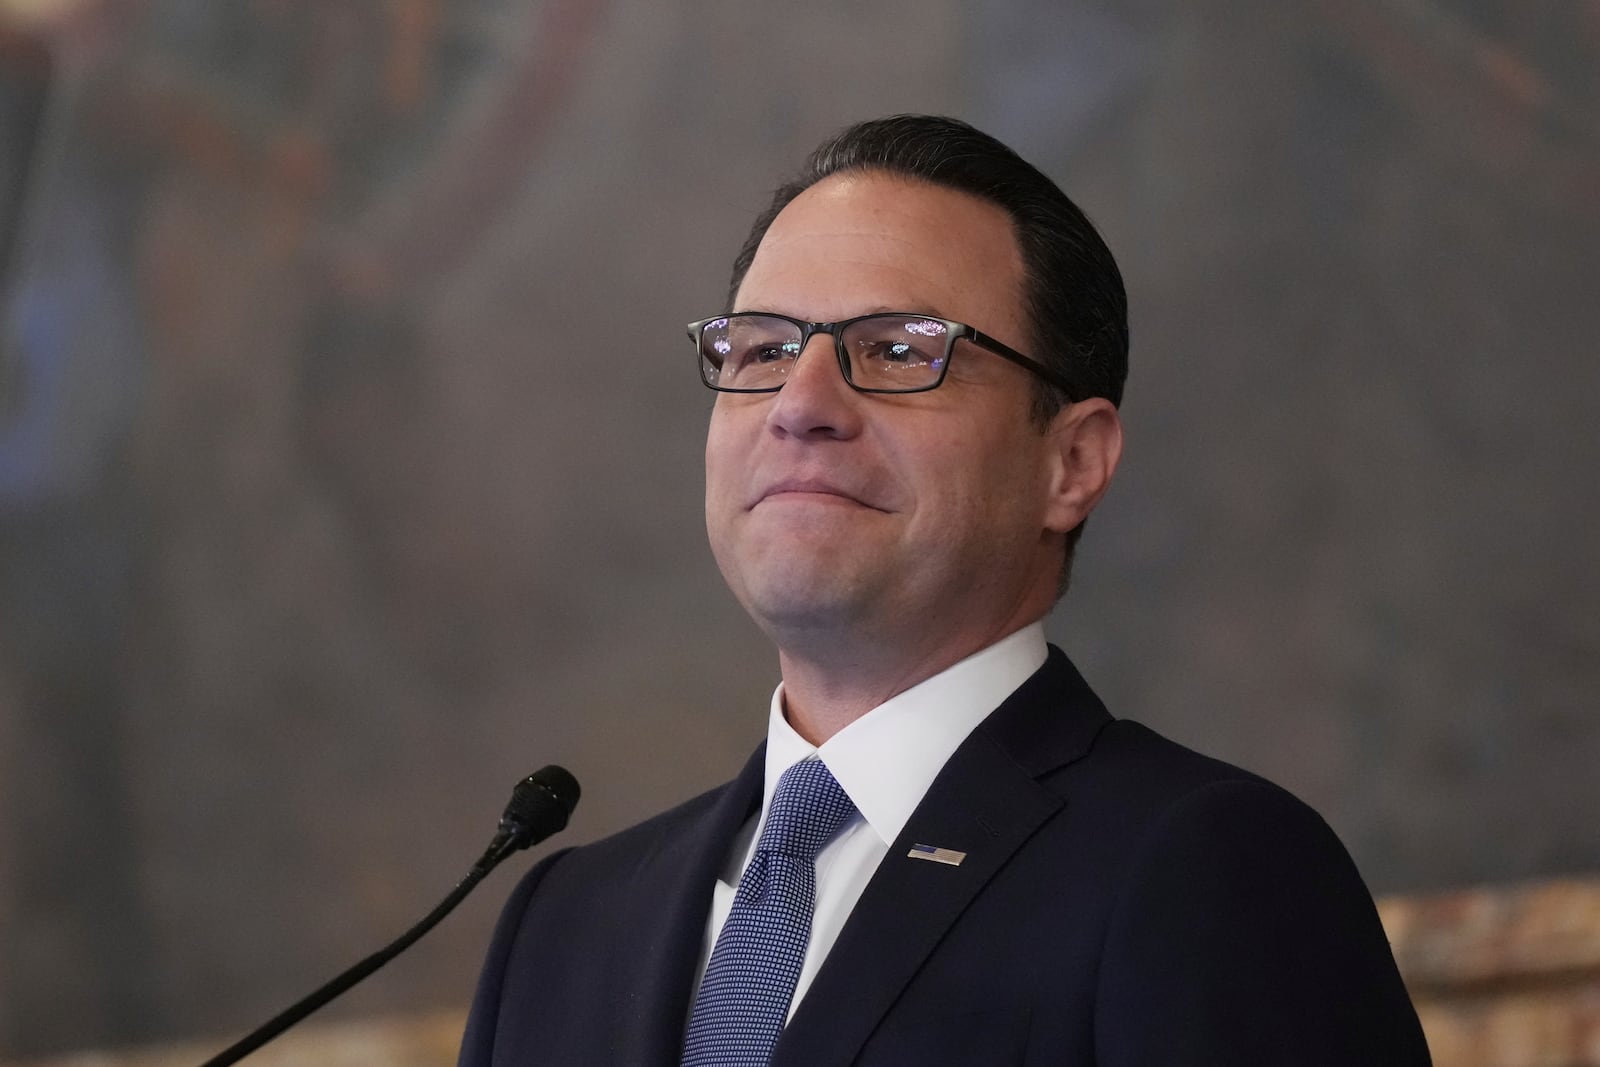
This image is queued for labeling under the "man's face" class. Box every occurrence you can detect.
[704,172,1072,665]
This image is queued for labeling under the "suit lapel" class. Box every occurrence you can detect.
[772,648,1112,1065]
[610,744,766,1067]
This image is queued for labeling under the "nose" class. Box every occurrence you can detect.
[763,333,864,440]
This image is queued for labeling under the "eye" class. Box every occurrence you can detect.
[857,339,936,367]
[723,336,798,373]
[754,340,801,364]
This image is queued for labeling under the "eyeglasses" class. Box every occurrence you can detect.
[688,311,1079,398]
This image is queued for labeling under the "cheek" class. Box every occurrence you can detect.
[704,408,740,502]
[704,406,762,551]
[915,430,1049,536]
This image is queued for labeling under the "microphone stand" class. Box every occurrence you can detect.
[197,766,579,1067]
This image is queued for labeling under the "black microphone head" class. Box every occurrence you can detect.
[499,765,581,849]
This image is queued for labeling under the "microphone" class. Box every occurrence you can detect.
[197,765,580,1067]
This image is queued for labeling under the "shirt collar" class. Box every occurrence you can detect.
[760,622,1048,847]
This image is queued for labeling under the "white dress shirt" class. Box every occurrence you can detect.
[691,622,1049,1021]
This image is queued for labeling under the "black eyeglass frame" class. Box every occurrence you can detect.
[688,311,1081,399]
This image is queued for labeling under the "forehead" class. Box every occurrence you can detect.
[735,172,1027,337]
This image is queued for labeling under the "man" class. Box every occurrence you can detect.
[459,115,1430,1065]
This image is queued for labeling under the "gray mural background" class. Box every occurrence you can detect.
[1,0,1596,1057]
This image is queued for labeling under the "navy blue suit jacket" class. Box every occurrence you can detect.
[459,648,1430,1065]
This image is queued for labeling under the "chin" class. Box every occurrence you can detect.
[735,568,877,636]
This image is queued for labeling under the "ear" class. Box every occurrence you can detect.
[1041,398,1123,535]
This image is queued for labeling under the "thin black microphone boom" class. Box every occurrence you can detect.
[197,765,580,1067]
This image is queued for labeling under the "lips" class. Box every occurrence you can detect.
[753,478,886,511]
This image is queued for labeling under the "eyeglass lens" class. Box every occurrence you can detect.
[699,314,952,392]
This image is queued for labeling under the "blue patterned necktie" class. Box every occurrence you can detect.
[681,758,858,1066]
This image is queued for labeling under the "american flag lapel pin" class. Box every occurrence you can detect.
[907,842,967,867]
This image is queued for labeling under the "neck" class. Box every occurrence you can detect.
[774,616,1042,745]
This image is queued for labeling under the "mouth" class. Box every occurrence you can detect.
[754,480,885,511]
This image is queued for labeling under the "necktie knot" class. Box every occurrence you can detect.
[757,759,857,861]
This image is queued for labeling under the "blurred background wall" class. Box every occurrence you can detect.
[0,0,1596,1057]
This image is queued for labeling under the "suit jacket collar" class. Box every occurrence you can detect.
[773,646,1112,1064]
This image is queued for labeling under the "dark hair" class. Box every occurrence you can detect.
[728,114,1129,418]
[726,114,1129,593]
